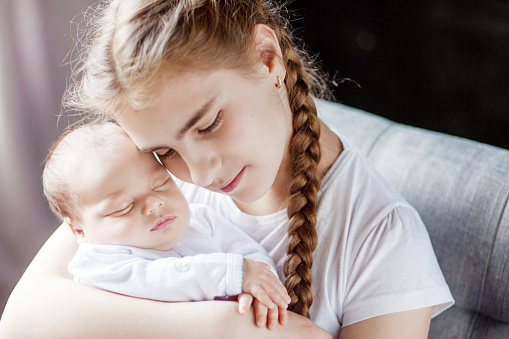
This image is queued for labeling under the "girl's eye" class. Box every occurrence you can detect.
[198,111,223,135]
[155,149,176,161]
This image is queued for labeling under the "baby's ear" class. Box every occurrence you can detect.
[65,217,85,238]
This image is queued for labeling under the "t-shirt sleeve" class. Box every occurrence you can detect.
[341,205,454,327]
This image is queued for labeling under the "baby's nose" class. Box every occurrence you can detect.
[144,196,165,215]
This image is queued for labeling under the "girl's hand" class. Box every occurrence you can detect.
[238,292,288,329]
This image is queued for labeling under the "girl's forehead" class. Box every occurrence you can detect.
[141,69,222,111]
[116,70,231,142]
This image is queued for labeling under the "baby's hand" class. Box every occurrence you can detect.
[238,293,289,329]
[239,259,291,329]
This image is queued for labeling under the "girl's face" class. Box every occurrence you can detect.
[116,68,292,204]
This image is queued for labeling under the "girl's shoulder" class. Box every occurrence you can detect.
[317,131,416,234]
[320,130,405,200]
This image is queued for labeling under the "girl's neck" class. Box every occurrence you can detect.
[233,119,342,216]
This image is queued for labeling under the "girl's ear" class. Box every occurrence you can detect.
[252,24,286,81]
[65,217,85,238]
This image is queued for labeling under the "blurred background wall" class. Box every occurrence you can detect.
[286,1,509,149]
[1,0,508,316]
[0,0,97,316]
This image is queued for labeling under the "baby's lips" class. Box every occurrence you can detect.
[150,216,175,231]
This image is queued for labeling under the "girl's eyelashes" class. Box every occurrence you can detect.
[156,148,176,160]
[155,110,223,161]
[198,111,223,135]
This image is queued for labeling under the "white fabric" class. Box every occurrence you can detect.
[177,134,454,338]
[69,204,276,301]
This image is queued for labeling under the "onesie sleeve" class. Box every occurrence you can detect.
[68,243,243,301]
[341,205,454,327]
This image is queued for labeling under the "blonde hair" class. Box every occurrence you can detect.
[64,0,329,317]
[42,122,126,224]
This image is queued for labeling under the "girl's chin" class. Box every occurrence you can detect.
[230,187,270,205]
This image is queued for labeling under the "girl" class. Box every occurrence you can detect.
[0,0,453,338]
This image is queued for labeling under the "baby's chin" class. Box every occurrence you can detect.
[151,241,180,252]
[77,237,88,246]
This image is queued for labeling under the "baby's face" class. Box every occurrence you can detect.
[71,135,190,251]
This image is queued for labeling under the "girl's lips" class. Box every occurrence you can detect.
[151,216,175,231]
[218,168,245,193]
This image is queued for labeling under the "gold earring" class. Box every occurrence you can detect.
[275,76,282,89]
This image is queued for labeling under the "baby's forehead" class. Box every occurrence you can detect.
[66,123,131,154]
[60,123,134,178]
[67,144,143,202]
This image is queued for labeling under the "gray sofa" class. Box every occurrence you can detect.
[316,99,509,338]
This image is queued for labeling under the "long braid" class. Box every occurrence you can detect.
[279,32,322,318]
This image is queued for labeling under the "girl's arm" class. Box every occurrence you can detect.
[0,225,331,339]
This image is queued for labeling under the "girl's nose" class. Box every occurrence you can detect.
[143,196,165,215]
[184,148,221,187]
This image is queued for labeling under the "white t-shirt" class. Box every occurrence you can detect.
[177,135,454,337]
[69,204,276,302]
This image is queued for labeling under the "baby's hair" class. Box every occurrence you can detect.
[42,121,126,225]
[63,0,330,317]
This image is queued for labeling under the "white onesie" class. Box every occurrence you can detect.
[69,204,277,302]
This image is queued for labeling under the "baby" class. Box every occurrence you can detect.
[42,121,290,327]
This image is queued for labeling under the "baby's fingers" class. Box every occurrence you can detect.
[256,272,290,309]
[249,285,277,311]
[253,299,269,328]
[266,305,280,330]
[242,259,290,309]
[268,274,291,308]
[278,307,288,326]
[237,293,253,315]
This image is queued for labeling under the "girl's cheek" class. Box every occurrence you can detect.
[164,158,192,183]
[225,116,256,146]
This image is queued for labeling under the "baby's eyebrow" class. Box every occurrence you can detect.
[96,198,120,215]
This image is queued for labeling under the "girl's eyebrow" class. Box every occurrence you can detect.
[176,96,217,141]
[138,96,217,154]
